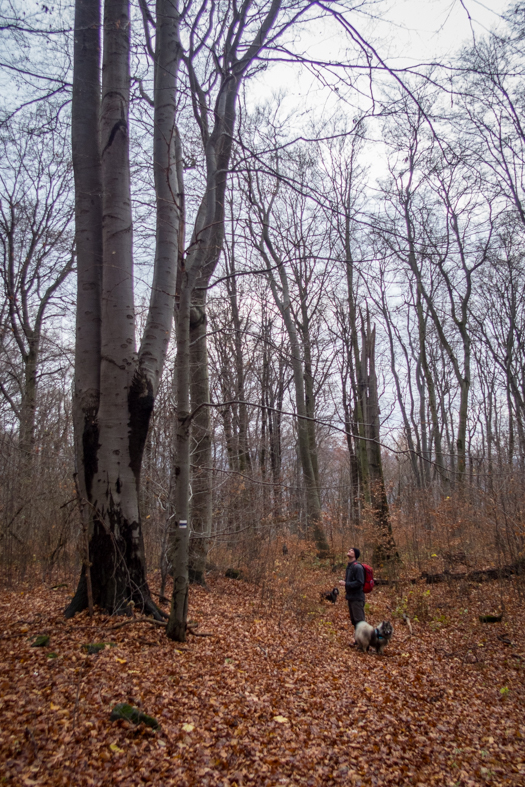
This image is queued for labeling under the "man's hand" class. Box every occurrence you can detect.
[338,580,345,586]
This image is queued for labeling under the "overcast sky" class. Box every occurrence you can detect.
[377,0,509,64]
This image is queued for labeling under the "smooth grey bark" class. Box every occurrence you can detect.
[67,0,183,618]
[140,0,183,393]
[70,0,103,614]
[69,0,149,618]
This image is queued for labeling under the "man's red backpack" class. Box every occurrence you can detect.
[360,563,375,594]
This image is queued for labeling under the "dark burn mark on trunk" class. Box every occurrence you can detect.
[128,371,154,489]
[65,514,163,620]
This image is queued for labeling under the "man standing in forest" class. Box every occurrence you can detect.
[339,548,365,646]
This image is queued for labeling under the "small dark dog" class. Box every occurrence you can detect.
[355,620,393,655]
[321,587,339,604]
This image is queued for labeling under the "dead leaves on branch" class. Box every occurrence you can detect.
[0,570,524,786]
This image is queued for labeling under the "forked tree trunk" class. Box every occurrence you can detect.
[68,0,153,617]
[68,0,182,618]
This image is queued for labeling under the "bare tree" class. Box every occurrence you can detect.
[67,0,183,618]
[243,149,332,558]
[166,0,317,641]
[0,115,74,470]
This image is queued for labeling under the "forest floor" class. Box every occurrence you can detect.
[0,556,524,787]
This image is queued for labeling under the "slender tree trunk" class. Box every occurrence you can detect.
[341,369,360,524]
[227,255,251,473]
[18,343,38,467]
[166,278,193,641]
[188,302,212,584]
[415,356,431,486]
[415,288,448,487]
[271,355,284,509]
[382,300,421,487]
[301,307,320,490]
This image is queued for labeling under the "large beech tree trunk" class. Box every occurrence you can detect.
[67,0,103,617]
[67,0,182,618]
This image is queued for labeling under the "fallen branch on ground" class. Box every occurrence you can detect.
[422,562,523,585]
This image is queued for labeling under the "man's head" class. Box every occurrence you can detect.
[347,547,360,562]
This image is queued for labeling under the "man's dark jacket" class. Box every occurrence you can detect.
[345,561,365,602]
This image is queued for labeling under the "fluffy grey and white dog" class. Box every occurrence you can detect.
[355,620,393,655]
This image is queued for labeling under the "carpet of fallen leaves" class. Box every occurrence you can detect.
[1,560,524,787]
